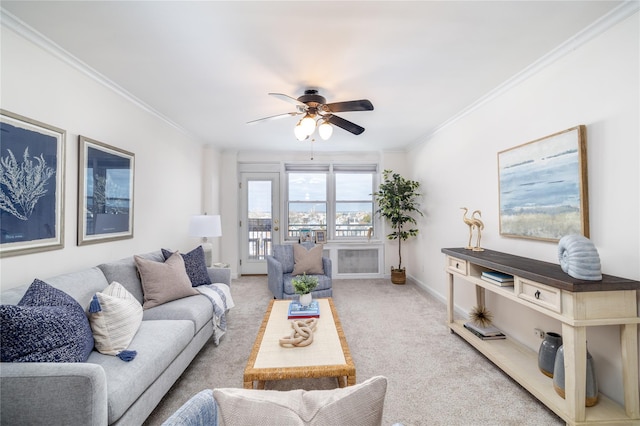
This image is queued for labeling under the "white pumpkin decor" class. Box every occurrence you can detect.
[557,235,602,281]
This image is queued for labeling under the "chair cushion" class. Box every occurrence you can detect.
[88,281,143,357]
[0,279,94,363]
[162,389,218,426]
[292,244,324,275]
[213,376,387,426]
[162,246,212,287]
[135,252,199,309]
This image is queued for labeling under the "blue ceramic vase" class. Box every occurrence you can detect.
[552,344,598,407]
[538,332,562,378]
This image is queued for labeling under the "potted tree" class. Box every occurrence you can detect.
[373,169,423,284]
[292,273,318,306]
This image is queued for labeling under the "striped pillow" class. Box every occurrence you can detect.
[88,281,142,358]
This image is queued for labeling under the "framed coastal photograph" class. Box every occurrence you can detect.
[299,228,312,243]
[78,136,134,245]
[315,230,326,244]
[498,125,589,242]
[0,110,66,257]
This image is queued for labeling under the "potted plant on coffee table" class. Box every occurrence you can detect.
[373,169,423,284]
[292,273,318,306]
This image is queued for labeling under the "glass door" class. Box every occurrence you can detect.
[240,172,280,274]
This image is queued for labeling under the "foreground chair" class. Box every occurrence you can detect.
[163,376,388,426]
[266,242,332,299]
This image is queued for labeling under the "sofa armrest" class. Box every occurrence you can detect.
[207,267,231,286]
[266,256,284,299]
[0,362,108,426]
[322,257,332,278]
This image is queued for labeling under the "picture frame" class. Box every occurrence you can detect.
[299,228,312,243]
[315,230,326,244]
[78,135,134,245]
[1,110,66,257]
[498,125,589,242]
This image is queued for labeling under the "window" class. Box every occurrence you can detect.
[286,164,376,241]
[335,173,373,238]
[287,172,327,240]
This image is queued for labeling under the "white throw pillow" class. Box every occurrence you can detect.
[88,281,142,358]
[213,376,387,426]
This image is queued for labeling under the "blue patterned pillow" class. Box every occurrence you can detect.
[162,246,212,287]
[0,279,95,363]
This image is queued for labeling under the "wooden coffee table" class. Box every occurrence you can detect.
[243,298,356,389]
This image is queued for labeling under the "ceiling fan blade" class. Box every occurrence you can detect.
[324,99,374,113]
[269,93,307,108]
[327,114,365,135]
[247,112,300,125]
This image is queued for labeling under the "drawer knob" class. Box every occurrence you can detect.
[535,290,541,299]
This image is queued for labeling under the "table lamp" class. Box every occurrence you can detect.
[188,214,222,267]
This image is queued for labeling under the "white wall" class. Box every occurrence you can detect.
[0,27,216,289]
[406,13,639,406]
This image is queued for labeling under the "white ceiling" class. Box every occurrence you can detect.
[1,1,625,152]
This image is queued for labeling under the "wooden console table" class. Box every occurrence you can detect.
[442,247,640,426]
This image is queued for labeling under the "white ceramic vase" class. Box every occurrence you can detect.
[299,293,312,307]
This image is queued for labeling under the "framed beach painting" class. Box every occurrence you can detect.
[498,125,589,242]
[0,110,66,257]
[78,136,134,245]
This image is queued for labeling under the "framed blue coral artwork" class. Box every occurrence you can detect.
[498,125,589,242]
[78,135,134,245]
[0,110,66,257]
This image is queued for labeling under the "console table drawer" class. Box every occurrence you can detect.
[516,278,562,313]
[446,256,468,275]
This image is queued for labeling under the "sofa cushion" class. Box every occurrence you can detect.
[142,293,213,336]
[135,252,199,309]
[162,246,212,287]
[87,319,194,424]
[292,244,324,276]
[88,281,143,357]
[0,279,94,363]
[98,251,165,304]
[213,376,387,426]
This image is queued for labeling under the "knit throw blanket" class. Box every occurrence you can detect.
[196,283,235,345]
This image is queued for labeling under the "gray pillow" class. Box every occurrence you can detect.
[135,252,199,309]
[214,376,387,426]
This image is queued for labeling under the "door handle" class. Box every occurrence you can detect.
[274,226,279,231]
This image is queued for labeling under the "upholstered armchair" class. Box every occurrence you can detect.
[266,242,332,299]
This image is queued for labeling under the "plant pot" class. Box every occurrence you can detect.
[299,293,312,307]
[390,267,406,285]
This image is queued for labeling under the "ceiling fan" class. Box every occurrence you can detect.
[247,89,374,140]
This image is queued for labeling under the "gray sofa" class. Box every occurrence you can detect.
[0,250,231,426]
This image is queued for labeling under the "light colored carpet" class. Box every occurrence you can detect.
[144,276,563,425]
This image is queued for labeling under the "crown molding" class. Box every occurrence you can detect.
[408,0,639,151]
[0,8,197,141]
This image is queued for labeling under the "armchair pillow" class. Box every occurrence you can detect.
[213,376,387,426]
[0,279,94,363]
[291,244,324,276]
[135,252,199,309]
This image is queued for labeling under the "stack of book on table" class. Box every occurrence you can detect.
[463,322,506,340]
[288,300,320,319]
[481,271,514,287]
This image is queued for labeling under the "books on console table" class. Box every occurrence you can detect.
[481,271,514,287]
[288,300,320,319]
[464,322,506,340]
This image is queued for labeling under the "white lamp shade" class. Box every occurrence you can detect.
[188,215,222,238]
[300,115,316,135]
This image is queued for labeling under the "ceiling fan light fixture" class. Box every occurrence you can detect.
[300,114,316,136]
[294,121,309,141]
[318,119,333,140]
